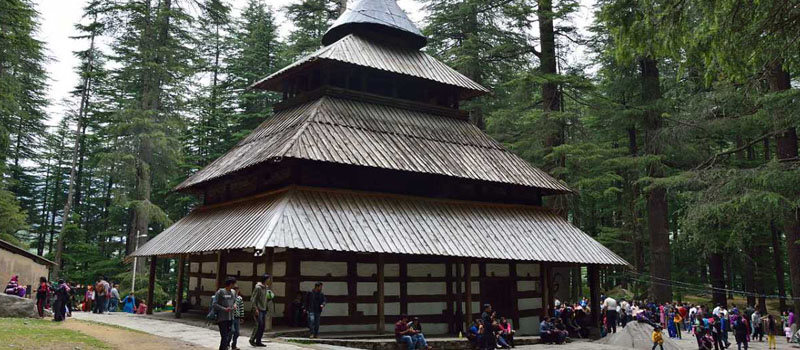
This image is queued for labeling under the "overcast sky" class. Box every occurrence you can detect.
[33,0,593,126]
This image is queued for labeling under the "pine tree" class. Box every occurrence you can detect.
[285,0,339,59]
[227,0,284,139]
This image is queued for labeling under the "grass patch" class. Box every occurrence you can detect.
[286,338,316,344]
[0,318,110,349]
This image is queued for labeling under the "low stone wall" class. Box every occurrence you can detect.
[282,336,543,350]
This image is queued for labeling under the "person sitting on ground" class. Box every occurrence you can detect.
[499,316,515,348]
[395,315,418,350]
[467,319,483,349]
[122,292,136,313]
[553,318,568,344]
[408,317,432,350]
[539,317,555,344]
[4,275,26,298]
[652,325,664,350]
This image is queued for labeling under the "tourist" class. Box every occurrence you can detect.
[732,310,750,350]
[751,310,763,342]
[4,275,26,298]
[93,277,106,314]
[603,296,618,334]
[250,274,271,347]
[620,299,631,327]
[789,311,797,343]
[539,316,556,344]
[468,319,482,348]
[480,304,495,350]
[109,283,120,312]
[711,316,724,350]
[35,277,50,318]
[762,314,776,350]
[65,281,75,317]
[84,284,94,312]
[213,277,237,350]
[786,323,793,343]
[53,279,69,322]
[553,318,568,344]
[230,286,244,350]
[122,292,136,313]
[492,319,510,349]
[652,325,664,350]
[408,317,431,350]
[674,308,683,339]
[499,316,515,347]
[395,315,417,350]
[291,292,304,327]
[720,305,729,347]
[305,282,326,339]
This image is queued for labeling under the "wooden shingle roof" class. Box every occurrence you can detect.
[176,95,571,193]
[250,34,489,97]
[131,187,628,266]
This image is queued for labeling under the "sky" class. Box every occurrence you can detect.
[33,0,593,126]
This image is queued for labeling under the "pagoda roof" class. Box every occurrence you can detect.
[175,94,570,193]
[130,186,628,266]
[322,0,427,49]
[250,34,489,98]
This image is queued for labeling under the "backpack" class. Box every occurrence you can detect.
[206,293,218,322]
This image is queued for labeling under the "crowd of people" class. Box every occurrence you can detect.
[543,295,800,350]
[462,304,516,350]
[4,274,148,321]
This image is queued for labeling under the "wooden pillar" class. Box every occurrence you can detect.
[216,251,227,288]
[445,262,454,334]
[541,263,552,318]
[284,251,300,322]
[347,258,357,317]
[465,261,472,324]
[399,258,408,315]
[588,264,601,336]
[377,254,386,334]
[455,261,464,332]
[264,247,274,330]
[146,257,157,315]
[175,254,186,318]
[510,262,520,328]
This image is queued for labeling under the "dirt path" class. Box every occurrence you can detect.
[62,319,212,350]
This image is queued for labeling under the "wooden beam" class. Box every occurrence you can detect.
[541,263,551,318]
[465,260,472,324]
[377,254,385,334]
[284,250,300,322]
[264,247,274,330]
[455,261,464,332]
[588,264,601,336]
[216,251,226,289]
[399,257,408,315]
[146,257,157,315]
[175,254,186,318]
[510,262,520,328]
[445,262,454,334]
[347,258,357,317]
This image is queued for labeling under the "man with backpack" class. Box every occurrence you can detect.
[250,274,272,347]
[213,277,237,350]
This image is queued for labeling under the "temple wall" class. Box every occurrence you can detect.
[186,249,547,335]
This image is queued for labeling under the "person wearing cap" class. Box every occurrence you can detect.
[305,282,326,338]
[250,274,272,347]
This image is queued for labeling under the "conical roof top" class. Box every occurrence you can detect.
[322,0,427,49]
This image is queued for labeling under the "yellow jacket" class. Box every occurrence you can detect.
[652,331,663,344]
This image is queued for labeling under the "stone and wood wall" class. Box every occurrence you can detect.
[184,248,546,335]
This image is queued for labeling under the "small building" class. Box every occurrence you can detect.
[0,239,55,295]
[130,0,628,335]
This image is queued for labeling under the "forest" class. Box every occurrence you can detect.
[0,0,798,315]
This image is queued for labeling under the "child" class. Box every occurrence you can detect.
[652,325,664,350]
[785,325,792,343]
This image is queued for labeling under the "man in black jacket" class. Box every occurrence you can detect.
[305,282,326,338]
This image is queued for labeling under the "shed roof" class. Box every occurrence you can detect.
[175,95,571,193]
[322,0,427,49]
[250,34,489,97]
[0,239,55,266]
[130,187,628,266]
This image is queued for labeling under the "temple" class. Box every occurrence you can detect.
[130,0,628,335]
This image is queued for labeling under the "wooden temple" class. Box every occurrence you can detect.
[130,0,628,335]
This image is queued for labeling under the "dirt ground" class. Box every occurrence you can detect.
[61,319,212,350]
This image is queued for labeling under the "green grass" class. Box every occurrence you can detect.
[0,318,110,349]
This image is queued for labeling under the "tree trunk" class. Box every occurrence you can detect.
[726,256,734,300]
[36,157,52,256]
[640,56,671,303]
[53,28,97,278]
[709,252,726,307]
[771,221,787,311]
[767,61,799,325]
[744,248,756,307]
